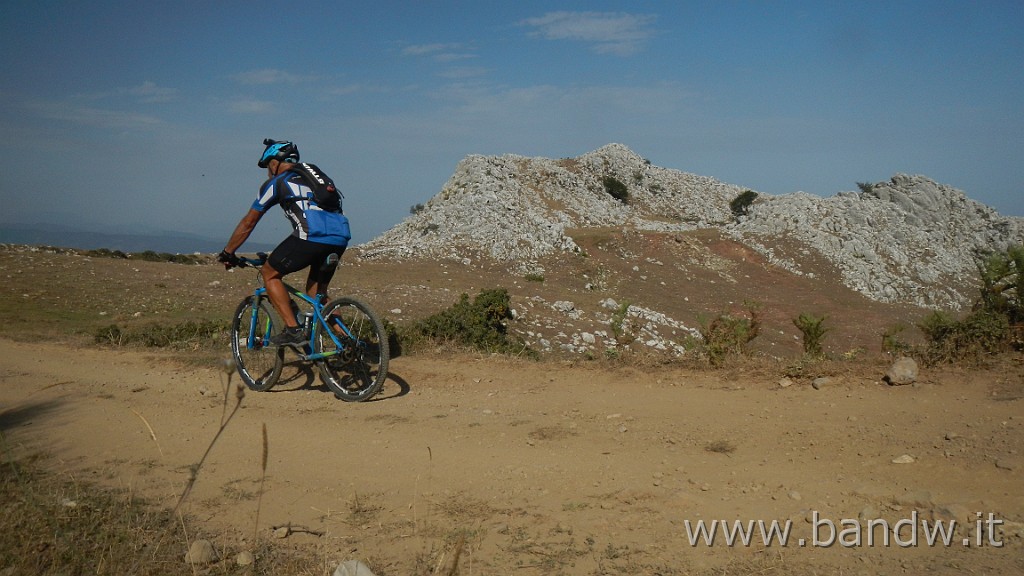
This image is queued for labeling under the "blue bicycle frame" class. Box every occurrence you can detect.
[239,256,356,361]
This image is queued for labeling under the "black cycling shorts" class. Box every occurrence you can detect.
[267,235,345,284]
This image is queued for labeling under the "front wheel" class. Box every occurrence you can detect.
[315,297,390,402]
[230,295,284,391]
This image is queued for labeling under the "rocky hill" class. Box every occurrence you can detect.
[362,143,1023,310]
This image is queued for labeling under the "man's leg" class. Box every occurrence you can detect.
[305,246,344,304]
[304,266,321,302]
[262,261,299,328]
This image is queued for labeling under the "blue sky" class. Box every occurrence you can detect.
[2,1,1021,247]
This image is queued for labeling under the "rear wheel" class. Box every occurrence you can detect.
[315,297,390,402]
[230,296,284,391]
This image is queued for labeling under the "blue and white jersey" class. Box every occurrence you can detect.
[252,170,351,246]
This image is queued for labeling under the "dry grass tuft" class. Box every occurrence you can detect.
[705,439,737,455]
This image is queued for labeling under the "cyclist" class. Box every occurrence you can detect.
[218,139,351,347]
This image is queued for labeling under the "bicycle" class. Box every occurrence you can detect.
[227,253,389,402]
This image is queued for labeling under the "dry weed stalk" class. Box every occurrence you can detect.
[134,361,247,573]
[130,408,163,457]
[431,533,466,576]
[172,370,246,515]
[255,422,268,542]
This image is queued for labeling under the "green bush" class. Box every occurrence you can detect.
[94,320,228,349]
[916,245,1022,363]
[793,313,829,357]
[610,300,636,345]
[856,181,875,194]
[83,248,128,259]
[919,309,1008,364]
[977,245,1023,324]
[729,190,758,218]
[699,303,761,366]
[881,324,912,356]
[405,288,533,356]
[128,250,205,265]
[602,176,629,204]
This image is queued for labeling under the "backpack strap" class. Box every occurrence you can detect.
[284,162,344,212]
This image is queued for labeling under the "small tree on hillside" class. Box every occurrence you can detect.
[793,313,829,357]
[917,244,1024,363]
[602,176,629,204]
[978,245,1024,324]
[729,190,758,218]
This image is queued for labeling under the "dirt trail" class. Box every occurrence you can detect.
[1,338,1022,574]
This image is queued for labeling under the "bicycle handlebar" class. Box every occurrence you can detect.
[235,252,268,269]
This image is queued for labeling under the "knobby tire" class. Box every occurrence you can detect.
[314,296,390,402]
[230,295,284,391]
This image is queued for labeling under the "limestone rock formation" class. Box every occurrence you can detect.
[361,144,1023,309]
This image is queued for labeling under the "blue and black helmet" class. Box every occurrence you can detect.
[258,138,299,168]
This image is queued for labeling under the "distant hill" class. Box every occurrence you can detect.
[363,143,1024,310]
[0,223,274,254]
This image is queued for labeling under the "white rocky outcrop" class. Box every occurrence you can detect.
[361,144,741,263]
[732,174,1024,308]
[361,144,1023,309]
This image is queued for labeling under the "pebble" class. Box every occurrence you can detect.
[236,551,254,566]
[892,454,915,464]
[995,459,1017,471]
[334,560,377,576]
[184,539,218,565]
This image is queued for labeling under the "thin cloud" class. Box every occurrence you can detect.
[227,98,274,114]
[231,68,317,85]
[521,11,657,55]
[402,43,460,56]
[327,83,388,96]
[129,81,177,103]
[28,100,163,130]
[402,42,476,63]
[430,82,687,118]
[437,66,491,80]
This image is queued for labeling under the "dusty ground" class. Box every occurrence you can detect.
[1,240,1023,574]
[2,342,1023,574]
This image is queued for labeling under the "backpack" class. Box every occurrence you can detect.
[288,162,343,213]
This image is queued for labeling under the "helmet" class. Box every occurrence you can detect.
[258,138,299,168]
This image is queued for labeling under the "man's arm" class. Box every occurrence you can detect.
[223,208,264,254]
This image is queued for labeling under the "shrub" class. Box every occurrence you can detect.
[856,181,875,194]
[83,248,128,259]
[524,273,545,283]
[609,300,636,345]
[793,313,829,357]
[904,245,1023,364]
[919,309,1008,364]
[977,245,1023,324]
[916,245,1023,363]
[881,324,912,356]
[128,250,204,265]
[699,303,761,366]
[93,320,228,349]
[729,190,758,218]
[602,176,629,204]
[405,288,533,356]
